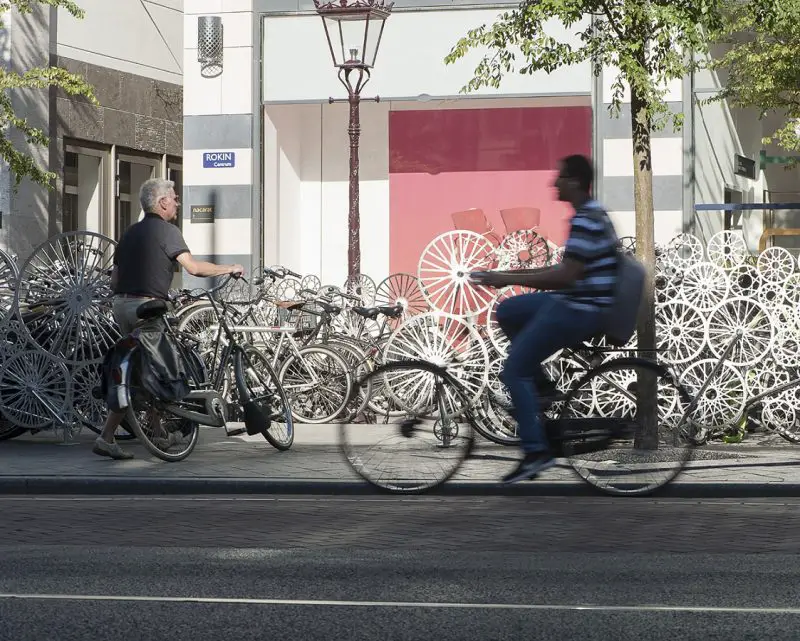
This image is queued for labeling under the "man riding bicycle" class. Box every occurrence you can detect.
[470,154,620,484]
[93,178,244,460]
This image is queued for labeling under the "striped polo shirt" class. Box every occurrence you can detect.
[554,200,619,311]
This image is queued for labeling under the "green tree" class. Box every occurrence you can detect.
[445,0,725,447]
[0,0,96,188]
[708,0,800,154]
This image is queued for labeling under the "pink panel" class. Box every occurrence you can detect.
[390,171,573,275]
[389,105,592,276]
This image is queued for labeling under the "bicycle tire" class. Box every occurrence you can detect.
[278,345,352,424]
[238,346,294,451]
[339,359,475,494]
[557,356,696,496]
[325,340,373,420]
[123,346,201,463]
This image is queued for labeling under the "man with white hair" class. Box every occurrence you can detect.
[93,177,244,460]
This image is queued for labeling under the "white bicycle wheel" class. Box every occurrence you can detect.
[706,230,748,270]
[679,262,730,312]
[678,358,746,430]
[655,301,706,365]
[383,312,489,405]
[0,349,71,430]
[728,264,761,297]
[485,285,534,356]
[14,231,119,365]
[665,233,704,269]
[496,229,550,270]
[417,230,496,317]
[757,246,795,282]
[705,297,775,367]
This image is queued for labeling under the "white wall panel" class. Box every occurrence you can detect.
[184,0,252,14]
[183,49,222,115]
[184,12,252,49]
[57,0,182,83]
[609,210,683,243]
[183,148,252,186]
[263,12,591,102]
[220,47,254,114]
[602,137,684,177]
[183,218,252,256]
[183,11,253,115]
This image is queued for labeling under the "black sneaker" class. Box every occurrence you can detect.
[501,451,555,484]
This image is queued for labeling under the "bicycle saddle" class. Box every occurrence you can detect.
[136,299,169,320]
[352,306,403,320]
[274,300,305,311]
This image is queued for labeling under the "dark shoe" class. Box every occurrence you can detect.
[501,451,555,484]
[92,437,134,460]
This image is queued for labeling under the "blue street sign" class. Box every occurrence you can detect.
[203,151,236,168]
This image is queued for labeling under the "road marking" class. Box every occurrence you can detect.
[0,593,799,614]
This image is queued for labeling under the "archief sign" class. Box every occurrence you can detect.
[203,151,236,168]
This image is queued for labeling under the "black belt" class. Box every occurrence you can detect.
[115,294,162,300]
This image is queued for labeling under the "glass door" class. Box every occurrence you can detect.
[114,151,162,241]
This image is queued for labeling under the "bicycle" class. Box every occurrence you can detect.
[339,339,698,496]
[100,274,294,462]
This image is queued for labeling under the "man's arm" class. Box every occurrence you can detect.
[176,252,244,278]
[477,259,585,290]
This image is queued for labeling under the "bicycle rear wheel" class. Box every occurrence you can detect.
[557,357,696,496]
[340,360,475,493]
[123,346,201,462]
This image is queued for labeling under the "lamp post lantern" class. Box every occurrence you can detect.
[314,0,393,279]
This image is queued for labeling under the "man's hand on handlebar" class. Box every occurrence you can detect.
[229,264,245,278]
[469,271,512,288]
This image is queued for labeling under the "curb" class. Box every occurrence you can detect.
[3,476,800,498]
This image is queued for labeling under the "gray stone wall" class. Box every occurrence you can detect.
[54,57,183,157]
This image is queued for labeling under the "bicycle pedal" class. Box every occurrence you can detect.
[226,426,246,437]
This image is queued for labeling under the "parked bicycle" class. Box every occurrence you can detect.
[98,274,294,462]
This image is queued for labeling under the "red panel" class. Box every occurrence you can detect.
[389,105,592,276]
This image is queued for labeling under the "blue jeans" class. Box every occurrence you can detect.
[496,292,603,454]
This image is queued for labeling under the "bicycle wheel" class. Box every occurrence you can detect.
[557,357,695,496]
[238,346,294,450]
[278,345,352,424]
[123,347,201,462]
[340,360,475,493]
[325,340,373,420]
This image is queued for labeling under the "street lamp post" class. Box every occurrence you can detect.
[314,0,393,279]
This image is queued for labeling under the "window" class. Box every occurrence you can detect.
[60,140,183,245]
[62,143,107,234]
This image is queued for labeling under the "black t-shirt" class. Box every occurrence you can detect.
[113,213,190,299]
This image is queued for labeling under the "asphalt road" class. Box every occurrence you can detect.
[1,495,800,640]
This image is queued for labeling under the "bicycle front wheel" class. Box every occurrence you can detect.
[238,346,294,451]
[340,360,475,494]
[278,345,352,424]
[558,357,696,496]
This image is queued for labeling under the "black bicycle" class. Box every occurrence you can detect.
[339,344,697,496]
[102,275,294,462]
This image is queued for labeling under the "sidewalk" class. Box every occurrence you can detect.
[2,425,800,496]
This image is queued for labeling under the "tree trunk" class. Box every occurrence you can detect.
[630,83,659,450]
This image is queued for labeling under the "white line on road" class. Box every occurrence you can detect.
[1,593,799,614]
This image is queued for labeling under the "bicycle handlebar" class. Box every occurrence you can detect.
[172,272,244,302]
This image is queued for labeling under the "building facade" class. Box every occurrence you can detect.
[5,0,184,259]
[183,0,789,286]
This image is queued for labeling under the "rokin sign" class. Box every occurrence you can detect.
[203,151,236,168]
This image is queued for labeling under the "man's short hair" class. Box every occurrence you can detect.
[561,154,594,192]
[139,178,175,213]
